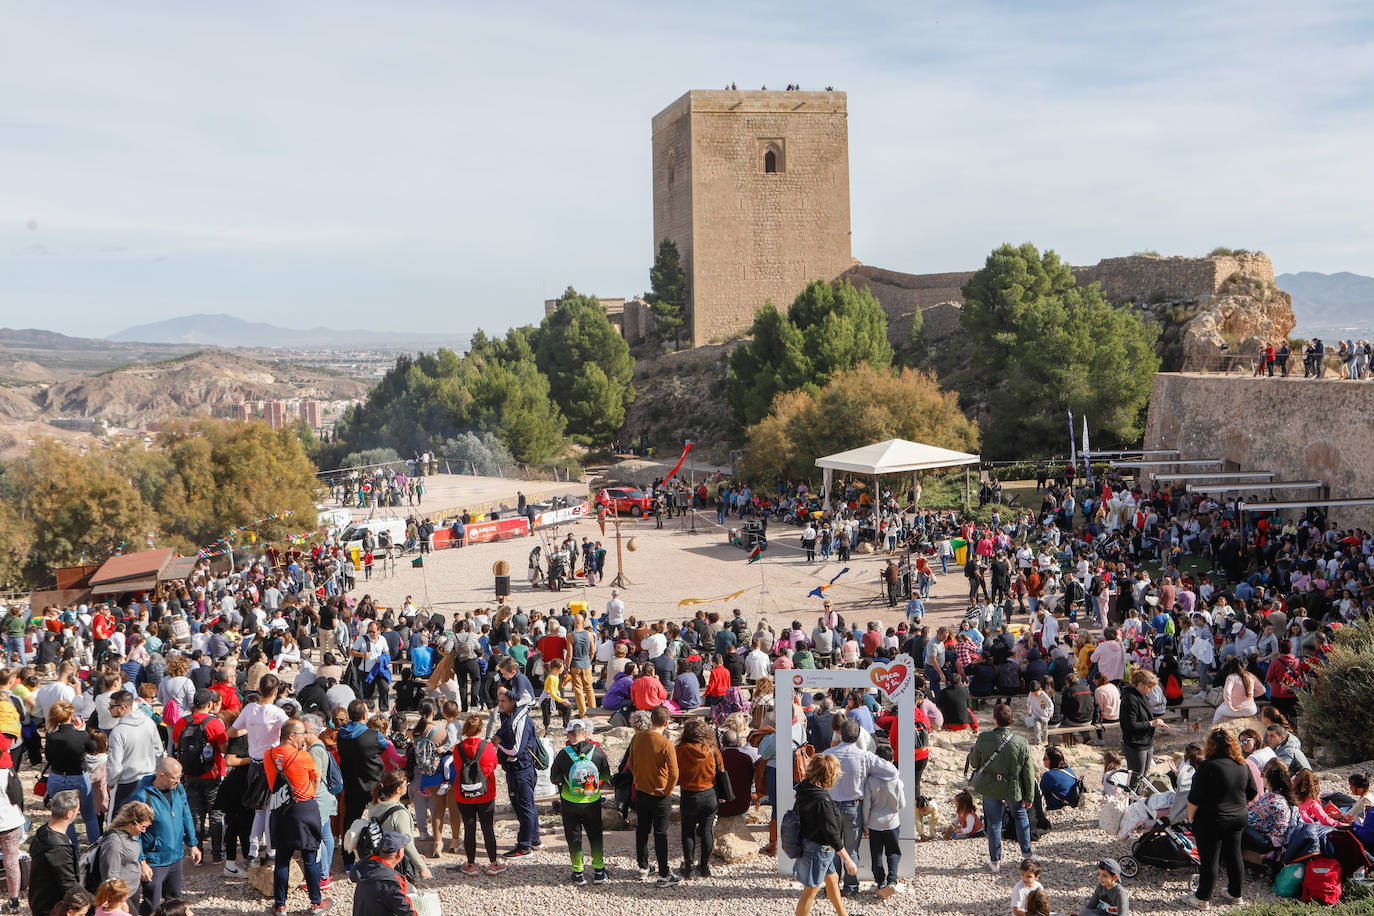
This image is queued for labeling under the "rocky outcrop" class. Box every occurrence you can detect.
[1076,253,1296,371]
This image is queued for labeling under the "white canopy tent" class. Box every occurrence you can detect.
[814,438,981,511]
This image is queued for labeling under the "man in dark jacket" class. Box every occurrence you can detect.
[1059,675,1098,745]
[337,699,384,874]
[495,689,542,857]
[29,790,80,916]
[351,832,417,916]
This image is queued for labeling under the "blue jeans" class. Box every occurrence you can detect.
[275,847,322,908]
[835,799,862,893]
[317,826,335,876]
[982,797,1032,864]
[46,771,101,846]
[5,636,25,663]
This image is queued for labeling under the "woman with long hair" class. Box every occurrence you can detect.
[408,700,447,854]
[675,718,722,879]
[452,715,503,876]
[793,754,858,916]
[1185,729,1258,909]
[1212,655,1263,724]
[1244,762,1296,853]
[367,769,430,881]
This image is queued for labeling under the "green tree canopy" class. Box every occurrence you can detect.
[646,238,687,349]
[727,278,893,426]
[742,365,978,484]
[333,346,566,465]
[960,243,1160,458]
[533,287,635,446]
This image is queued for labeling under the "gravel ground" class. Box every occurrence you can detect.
[20,725,1367,916]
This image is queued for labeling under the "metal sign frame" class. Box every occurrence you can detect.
[774,653,918,878]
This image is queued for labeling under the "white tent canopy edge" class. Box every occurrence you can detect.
[814,438,981,512]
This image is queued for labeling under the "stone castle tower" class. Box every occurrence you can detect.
[651,90,853,346]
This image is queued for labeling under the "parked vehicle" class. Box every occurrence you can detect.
[597,487,653,517]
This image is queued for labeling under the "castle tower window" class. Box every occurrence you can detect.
[758,139,785,174]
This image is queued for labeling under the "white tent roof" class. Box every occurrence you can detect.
[814,438,981,475]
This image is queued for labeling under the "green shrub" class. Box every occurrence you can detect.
[1299,624,1374,764]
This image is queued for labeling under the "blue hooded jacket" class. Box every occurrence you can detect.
[130,773,198,866]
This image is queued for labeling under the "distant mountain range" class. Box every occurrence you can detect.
[1277,271,1374,330]
[109,313,465,348]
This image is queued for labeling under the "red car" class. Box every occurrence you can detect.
[597,487,653,517]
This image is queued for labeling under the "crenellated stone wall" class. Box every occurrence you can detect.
[1144,373,1374,529]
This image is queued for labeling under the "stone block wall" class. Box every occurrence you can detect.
[1144,373,1374,528]
[652,90,852,346]
[1073,253,1276,306]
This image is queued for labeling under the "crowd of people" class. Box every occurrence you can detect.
[1,457,1370,916]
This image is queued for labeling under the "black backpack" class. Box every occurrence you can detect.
[455,740,490,799]
[176,715,215,778]
[913,715,929,752]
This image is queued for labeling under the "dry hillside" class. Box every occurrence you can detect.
[33,349,370,426]
[619,342,740,464]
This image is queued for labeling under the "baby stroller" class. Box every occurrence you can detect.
[1104,768,1201,892]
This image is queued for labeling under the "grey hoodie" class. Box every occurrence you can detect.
[106,708,162,786]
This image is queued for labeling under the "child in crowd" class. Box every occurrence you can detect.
[1345,773,1371,825]
[1025,888,1063,916]
[1012,857,1044,916]
[943,790,984,840]
[51,888,94,916]
[86,730,110,817]
[1080,859,1130,916]
[92,879,131,916]
[541,659,572,733]
[1025,680,1053,746]
[1100,751,1126,796]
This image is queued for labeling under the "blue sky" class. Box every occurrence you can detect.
[2,1,1371,338]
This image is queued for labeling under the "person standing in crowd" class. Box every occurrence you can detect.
[29,790,81,916]
[1185,729,1257,910]
[494,689,541,858]
[349,833,417,916]
[549,719,610,886]
[337,700,384,878]
[264,719,330,916]
[105,690,162,818]
[228,675,288,864]
[822,718,899,897]
[453,714,504,877]
[967,703,1036,874]
[793,754,859,916]
[627,706,680,887]
[675,718,723,880]
[129,758,201,914]
[301,715,339,890]
[566,616,595,718]
[171,690,227,866]
[91,802,155,916]
[1119,669,1167,784]
[44,701,101,845]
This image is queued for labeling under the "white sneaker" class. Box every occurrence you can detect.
[224,861,243,876]
[1182,895,1210,910]
[989,860,1001,874]
[638,867,652,881]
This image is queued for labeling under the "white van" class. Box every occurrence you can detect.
[338,517,407,552]
[316,507,353,536]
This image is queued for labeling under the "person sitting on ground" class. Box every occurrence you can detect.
[1078,859,1130,916]
[1244,762,1296,854]
[1292,769,1341,826]
[942,790,984,840]
[937,675,978,732]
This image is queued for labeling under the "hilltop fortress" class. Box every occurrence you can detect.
[649,89,1295,367]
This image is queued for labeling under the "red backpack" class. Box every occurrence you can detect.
[1300,855,1342,905]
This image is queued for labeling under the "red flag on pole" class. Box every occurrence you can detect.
[663,441,694,482]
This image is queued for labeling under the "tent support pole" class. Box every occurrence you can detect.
[964,466,970,509]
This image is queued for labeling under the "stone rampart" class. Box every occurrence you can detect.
[1073,253,1276,305]
[1144,373,1374,528]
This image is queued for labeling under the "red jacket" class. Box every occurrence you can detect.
[631,675,668,710]
[171,711,228,779]
[453,736,498,805]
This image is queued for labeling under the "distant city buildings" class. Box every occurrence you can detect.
[226,396,356,433]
